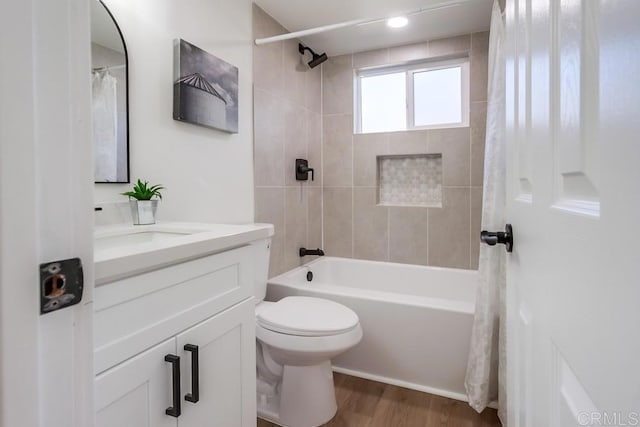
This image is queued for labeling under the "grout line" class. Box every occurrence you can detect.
[350,52,355,260]
[256,185,308,189]
[304,102,310,253]
[469,106,473,270]
[280,41,287,272]
[426,205,430,266]
[469,187,473,270]
[425,130,430,266]
[255,86,318,113]
[304,108,310,253]
[323,112,354,117]
[320,62,325,251]
[387,204,391,262]
[351,142,355,259]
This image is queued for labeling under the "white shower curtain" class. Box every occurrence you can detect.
[464,0,506,422]
[92,71,118,182]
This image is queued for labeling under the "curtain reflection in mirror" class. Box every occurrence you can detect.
[92,70,118,182]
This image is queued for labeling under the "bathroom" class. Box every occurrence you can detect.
[1,1,639,427]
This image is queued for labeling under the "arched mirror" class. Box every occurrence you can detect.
[91,0,130,183]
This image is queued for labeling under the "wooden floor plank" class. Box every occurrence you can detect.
[339,375,387,418]
[257,373,502,427]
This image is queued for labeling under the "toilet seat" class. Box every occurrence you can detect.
[256,296,359,337]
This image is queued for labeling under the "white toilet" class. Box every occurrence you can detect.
[251,239,363,427]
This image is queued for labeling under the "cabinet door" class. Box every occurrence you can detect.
[177,298,256,427]
[95,338,178,427]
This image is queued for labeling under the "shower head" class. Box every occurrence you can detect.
[308,52,328,68]
[298,43,328,69]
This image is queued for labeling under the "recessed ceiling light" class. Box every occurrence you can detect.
[387,16,409,28]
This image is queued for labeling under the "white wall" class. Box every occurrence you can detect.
[1,1,253,425]
[95,0,255,224]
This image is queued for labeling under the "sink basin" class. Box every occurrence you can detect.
[94,223,215,252]
[94,222,274,285]
[95,230,191,251]
[94,223,214,253]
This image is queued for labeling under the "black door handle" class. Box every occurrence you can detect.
[481,224,514,252]
[184,344,200,403]
[164,354,181,417]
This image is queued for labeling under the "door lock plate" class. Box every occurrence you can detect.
[40,258,84,314]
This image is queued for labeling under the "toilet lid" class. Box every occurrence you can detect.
[256,296,359,337]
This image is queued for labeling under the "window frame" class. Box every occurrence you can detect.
[355,57,470,134]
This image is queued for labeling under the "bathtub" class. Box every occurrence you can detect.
[266,257,477,402]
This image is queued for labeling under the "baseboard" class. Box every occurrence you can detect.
[332,366,469,403]
[332,366,500,412]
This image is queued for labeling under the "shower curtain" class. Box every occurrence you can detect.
[92,71,118,182]
[464,0,506,422]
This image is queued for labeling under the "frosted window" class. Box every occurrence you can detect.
[356,59,468,134]
[360,72,406,133]
[413,66,462,127]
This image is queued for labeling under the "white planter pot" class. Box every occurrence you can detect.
[129,200,158,225]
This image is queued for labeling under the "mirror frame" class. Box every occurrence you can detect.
[94,0,131,184]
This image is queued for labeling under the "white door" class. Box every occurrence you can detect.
[95,338,178,427]
[1,0,94,426]
[176,299,256,427]
[505,1,640,426]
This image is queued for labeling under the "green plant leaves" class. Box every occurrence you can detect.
[121,179,165,200]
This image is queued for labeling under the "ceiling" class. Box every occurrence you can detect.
[254,0,494,56]
[91,1,125,53]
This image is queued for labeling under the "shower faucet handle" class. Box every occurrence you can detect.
[296,159,314,181]
[299,247,324,257]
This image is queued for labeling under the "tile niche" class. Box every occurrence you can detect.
[378,154,443,207]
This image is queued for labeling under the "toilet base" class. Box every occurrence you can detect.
[257,361,338,427]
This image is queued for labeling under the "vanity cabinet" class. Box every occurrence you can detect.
[95,337,177,427]
[94,244,259,427]
[175,299,255,426]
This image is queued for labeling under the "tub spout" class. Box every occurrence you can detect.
[299,247,325,257]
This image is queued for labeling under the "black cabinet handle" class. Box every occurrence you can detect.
[184,344,200,403]
[164,354,181,417]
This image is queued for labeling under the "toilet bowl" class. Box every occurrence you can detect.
[255,296,363,427]
[248,239,362,426]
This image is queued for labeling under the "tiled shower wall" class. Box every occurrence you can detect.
[321,34,489,270]
[253,5,323,277]
[254,5,489,275]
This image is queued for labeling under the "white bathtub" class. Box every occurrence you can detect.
[266,257,477,401]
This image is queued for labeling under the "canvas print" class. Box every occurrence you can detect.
[173,39,238,133]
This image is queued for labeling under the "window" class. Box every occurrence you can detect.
[355,58,469,134]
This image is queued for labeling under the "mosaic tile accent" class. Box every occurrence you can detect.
[378,154,443,207]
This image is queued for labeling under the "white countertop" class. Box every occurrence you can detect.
[94,222,274,285]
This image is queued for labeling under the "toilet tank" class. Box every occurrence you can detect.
[249,238,271,304]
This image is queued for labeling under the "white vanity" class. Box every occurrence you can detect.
[93,222,273,427]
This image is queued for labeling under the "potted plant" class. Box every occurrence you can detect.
[122,179,165,225]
